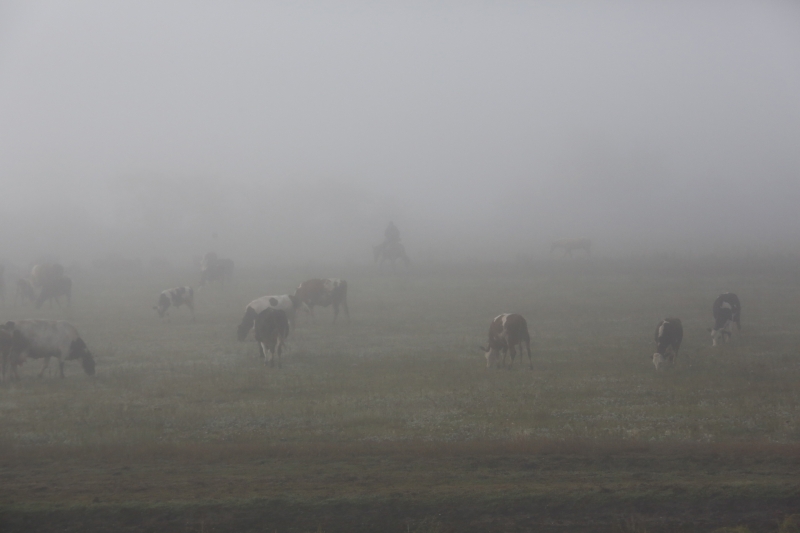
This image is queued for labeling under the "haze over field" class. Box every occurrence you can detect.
[1,1,798,265]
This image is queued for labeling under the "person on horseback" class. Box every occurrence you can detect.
[384,221,400,245]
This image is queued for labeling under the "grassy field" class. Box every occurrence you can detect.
[1,257,799,532]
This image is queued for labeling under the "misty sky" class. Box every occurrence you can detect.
[1,1,799,264]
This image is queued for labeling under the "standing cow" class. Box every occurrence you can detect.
[254,307,290,368]
[709,293,741,346]
[237,295,306,341]
[199,252,234,287]
[653,318,683,370]
[35,276,72,309]
[480,313,532,369]
[0,320,95,380]
[294,279,349,323]
[154,287,195,320]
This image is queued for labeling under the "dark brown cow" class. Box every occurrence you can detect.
[294,279,349,323]
[254,307,290,368]
[653,318,683,370]
[480,313,532,369]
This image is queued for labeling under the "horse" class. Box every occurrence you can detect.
[373,241,410,270]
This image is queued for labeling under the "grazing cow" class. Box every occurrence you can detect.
[237,295,307,341]
[373,241,411,270]
[709,293,741,346]
[550,238,591,257]
[480,313,532,369]
[294,279,349,323]
[253,307,290,368]
[199,252,234,286]
[35,276,72,309]
[0,320,95,380]
[154,287,195,319]
[30,263,65,289]
[653,318,683,370]
[15,278,36,305]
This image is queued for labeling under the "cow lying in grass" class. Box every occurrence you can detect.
[653,318,682,370]
[254,307,290,368]
[0,320,95,380]
[480,313,532,369]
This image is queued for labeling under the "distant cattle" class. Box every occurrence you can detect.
[653,318,683,370]
[480,313,532,369]
[294,279,349,323]
[373,241,411,270]
[199,252,234,286]
[30,263,65,289]
[35,276,72,309]
[253,307,290,368]
[237,295,306,341]
[0,319,95,380]
[709,293,741,346]
[154,287,195,320]
[14,278,36,304]
[550,238,591,257]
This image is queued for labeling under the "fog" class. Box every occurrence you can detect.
[1,1,799,266]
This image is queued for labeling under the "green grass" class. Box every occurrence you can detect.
[1,258,799,531]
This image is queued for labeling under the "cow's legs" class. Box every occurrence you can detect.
[258,342,266,363]
[59,360,65,378]
[524,339,533,369]
[342,300,349,320]
[38,356,51,378]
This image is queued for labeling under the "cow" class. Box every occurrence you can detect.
[0,320,95,380]
[237,294,307,341]
[373,241,411,270]
[15,278,36,305]
[253,307,290,368]
[154,287,195,320]
[653,318,683,370]
[550,238,591,257]
[294,279,349,323]
[199,252,234,286]
[30,263,65,289]
[709,293,741,346]
[35,276,72,309]
[480,313,532,369]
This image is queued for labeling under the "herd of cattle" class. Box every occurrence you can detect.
[0,256,743,380]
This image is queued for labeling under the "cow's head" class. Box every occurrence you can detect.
[708,325,732,347]
[154,293,170,318]
[69,338,95,376]
[480,344,502,369]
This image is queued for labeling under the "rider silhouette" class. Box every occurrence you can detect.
[384,222,400,245]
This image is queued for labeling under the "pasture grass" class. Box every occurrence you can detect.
[1,257,799,531]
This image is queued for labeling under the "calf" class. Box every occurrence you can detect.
[294,279,349,323]
[709,293,741,346]
[653,318,683,370]
[237,295,306,341]
[253,307,290,368]
[480,313,532,369]
[35,276,72,309]
[0,320,95,380]
[154,287,195,319]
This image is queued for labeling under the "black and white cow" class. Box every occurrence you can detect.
[237,294,306,341]
[253,307,290,368]
[35,276,72,309]
[480,313,532,369]
[0,319,95,380]
[653,318,683,370]
[154,287,195,319]
[294,278,349,323]
[709,293,741,346]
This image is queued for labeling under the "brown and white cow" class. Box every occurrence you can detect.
[253,307,290,368]
[294,279,349,323]
[480,313,532,369]
[653,318,683,370]
[550,238,591,257]
[237,294,307,341]
[0,319,95,380]
[154,287,195,320]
